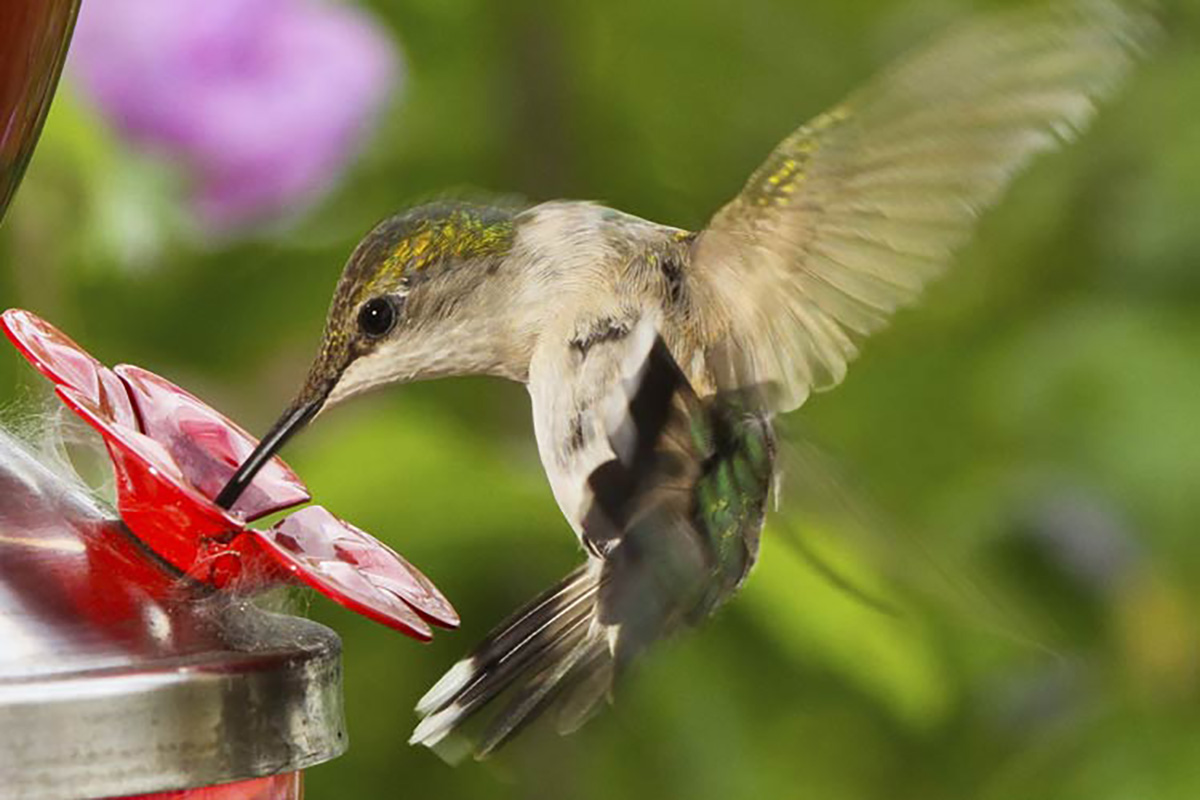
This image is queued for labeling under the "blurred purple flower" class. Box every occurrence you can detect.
[69,0,399,229]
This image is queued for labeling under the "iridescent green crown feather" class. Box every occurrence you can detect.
[348,202,518,297]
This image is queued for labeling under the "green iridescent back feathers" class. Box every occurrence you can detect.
[690,399,775,611]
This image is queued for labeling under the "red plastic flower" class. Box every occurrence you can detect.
[1,308,457,641]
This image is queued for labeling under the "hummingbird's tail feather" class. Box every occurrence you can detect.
[410,559,615,761]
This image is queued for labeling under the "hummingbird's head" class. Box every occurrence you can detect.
[215,201,519,509]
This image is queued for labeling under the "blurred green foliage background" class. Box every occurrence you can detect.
[3,0,1200,798]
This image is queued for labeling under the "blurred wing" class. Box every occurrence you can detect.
[690,0,1156,412]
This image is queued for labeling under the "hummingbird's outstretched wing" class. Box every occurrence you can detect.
[689,0,1156,413]
[412,321,774,759]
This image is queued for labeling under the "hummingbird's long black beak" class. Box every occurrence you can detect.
[214,392,325,510]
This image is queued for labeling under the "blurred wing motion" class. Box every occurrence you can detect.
[691,0,1156,412]
[412,324,775,760]
[412,0,1156,759]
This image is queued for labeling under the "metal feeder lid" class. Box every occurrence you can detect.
[0,430,348,800]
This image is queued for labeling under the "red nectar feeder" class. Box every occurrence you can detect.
[0,422,345,800]
[1,4,428,795]
[1,308,459,640]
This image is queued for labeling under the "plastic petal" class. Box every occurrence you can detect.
[2,308,138,430]
[116,365,309,521]
[259,506,460,639]
[57,386,240,572]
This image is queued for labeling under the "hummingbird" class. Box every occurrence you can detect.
[216,1,1153,759]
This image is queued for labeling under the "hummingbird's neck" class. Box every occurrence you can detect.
[453,201,639,384]
[444,259,544,383]
[374,268,541,388]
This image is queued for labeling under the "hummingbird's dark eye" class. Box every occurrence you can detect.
[358,297,398,338]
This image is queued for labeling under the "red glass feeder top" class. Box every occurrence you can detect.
[1,308,458,641]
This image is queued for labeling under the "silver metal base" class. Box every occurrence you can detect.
[0,430,347,799]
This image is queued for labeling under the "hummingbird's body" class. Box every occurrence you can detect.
[404,202,779,753]
[506,203,712,521]
[215,1,1154,760]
